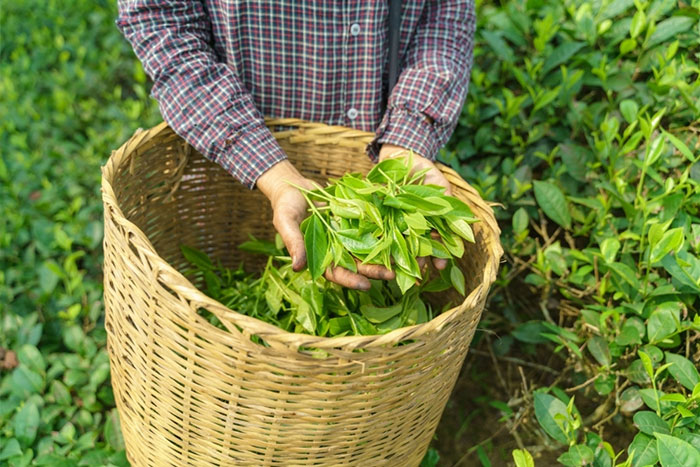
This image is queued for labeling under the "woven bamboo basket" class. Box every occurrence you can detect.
[101,119,503,466]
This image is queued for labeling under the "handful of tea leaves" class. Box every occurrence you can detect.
[297,155,478,293]
[181,238,459,337]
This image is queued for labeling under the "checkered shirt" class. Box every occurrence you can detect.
[116,1,475,188]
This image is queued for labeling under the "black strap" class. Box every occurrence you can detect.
[387,0,402,103]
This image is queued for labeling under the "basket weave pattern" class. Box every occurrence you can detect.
[101,120,503,466]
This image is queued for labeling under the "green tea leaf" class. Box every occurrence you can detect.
[17,344,45,374]
[348,313,378,335]
[533,392,569,444]
[420,447,441,467]
[533,181,572,229]
[665,352,700,391]
[655,433,700,467]
[51,380,72,406]
[360,303,402,324]
[512,321,550,344]
[390,194,452,216]
[367,158,410,183]
[607,261,640,288]
[104,409,125,451]
[400,184,446,198]
[663,130,695,162]
[395,269,416,294]
[329,199,362,219]
[630,10,646,39]
[238,237,283,257]
[450,264,466,296]
[542,41,585,74]
[620,99,639,124]
[633,411,670,436]
[304,215,329,280]
[328,316,351,336]
[294,300,317,334]
[336,230,379,255]
[11,364,44,396]
[512,449,535,467]
[650,228,684,264]
[180,245,213,270]
[403,212,429,232]
[513,207,529,234]
[446,217,475,243]
[376,315,403,332]
[587,335,611,366]
[557,445,595,467]
[628,433,659,467]
[600,238,620,264]
[14,401,40,447]
[0,439,22,461]
[647,16,695,48]
[638,350,655,380]
[647,309,677,344]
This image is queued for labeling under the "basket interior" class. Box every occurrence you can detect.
[109,129,490,314]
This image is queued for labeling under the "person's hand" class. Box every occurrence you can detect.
[378,143,451,272]
[256,160,394,290]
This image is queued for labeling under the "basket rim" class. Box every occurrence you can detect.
[101,120,504,351]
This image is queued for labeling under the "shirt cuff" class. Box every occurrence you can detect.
[366,106,440,162]
[216,122,288,189]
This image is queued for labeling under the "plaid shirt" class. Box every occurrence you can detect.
[117,1,475,188]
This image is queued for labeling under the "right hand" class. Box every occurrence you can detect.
[256,160,393,290]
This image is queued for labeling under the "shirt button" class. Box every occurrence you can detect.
[350,23,361,36]
[347,108,359,120]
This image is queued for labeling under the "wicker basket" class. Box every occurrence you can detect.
[101,119,502,466]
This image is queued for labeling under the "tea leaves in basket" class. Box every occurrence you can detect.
[182,236,469,337]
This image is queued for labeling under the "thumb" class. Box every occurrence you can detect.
[424,166,452,196]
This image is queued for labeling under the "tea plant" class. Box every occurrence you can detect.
[439,0,700,464]
[1,1,159,465]
[297,155,478,293]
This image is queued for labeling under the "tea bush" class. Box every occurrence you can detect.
[1,0,698,465]
[441,0,700,464]
[0,1,159,464]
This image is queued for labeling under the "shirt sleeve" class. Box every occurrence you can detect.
[367,0,476,161]
[116,1,287,188]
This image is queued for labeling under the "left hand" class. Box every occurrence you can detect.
[378,143,452,272]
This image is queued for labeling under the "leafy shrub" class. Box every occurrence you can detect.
[441,0,700,464]
[0,1,159,464]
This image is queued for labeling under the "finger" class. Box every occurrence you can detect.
[424,168,452,196]
[432,257,448,270]
[417,256,428,274]
[325,266,371,290]
[356,261,395,280]
[273,211,306,271]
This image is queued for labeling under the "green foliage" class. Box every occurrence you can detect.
[182,235,462,337]
[1,0,159,464]
[441,0,700,463]
[298,156,478,292]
